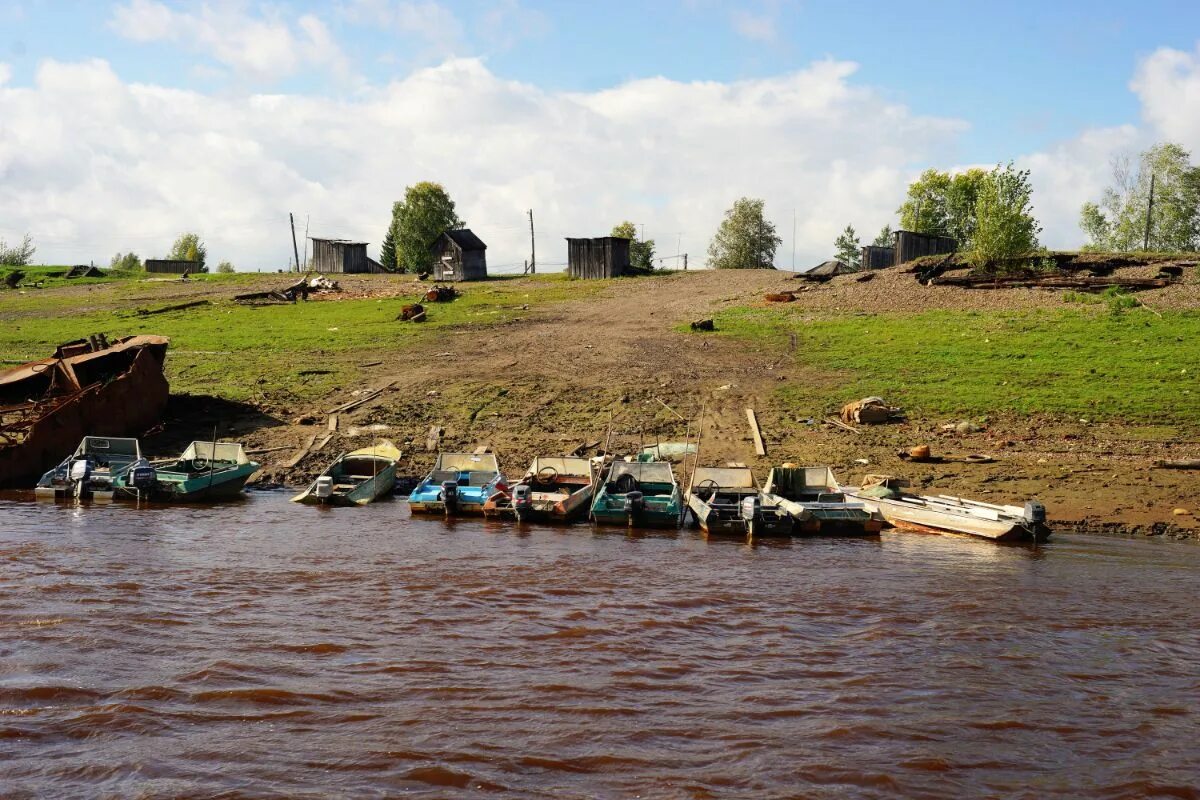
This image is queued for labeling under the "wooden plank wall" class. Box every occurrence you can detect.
[144,259,197,274]
[860,246,895,270]
[894,231,955,266]
[567,237,631,279]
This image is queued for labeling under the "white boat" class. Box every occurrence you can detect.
[843,475,1049,542]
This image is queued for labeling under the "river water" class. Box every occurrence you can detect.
[2,493,1198,799]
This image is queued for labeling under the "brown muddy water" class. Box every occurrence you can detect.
[2,493,1198,799]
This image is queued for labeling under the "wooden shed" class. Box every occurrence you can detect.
[567,237,631,279]
[145,259,198,275]
[894,230,956,266]
[309,238,388,274]
[431,229,488,281]
[860,245,895,270]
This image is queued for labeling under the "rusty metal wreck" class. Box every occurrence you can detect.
[0,335,170,489]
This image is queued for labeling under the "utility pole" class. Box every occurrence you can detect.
[683,253,688,270]
[528,209,536,274]
[290,213,301,273]
[1143,173,1156,251]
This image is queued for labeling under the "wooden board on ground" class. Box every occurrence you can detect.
[745,408,766,456]
[281,433,318,468]
[425,426,443,452]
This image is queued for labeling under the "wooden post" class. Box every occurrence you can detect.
[528,209,536,274]
[290,213,301,273]
[1143,172,1156,251]
[683,253,688,270]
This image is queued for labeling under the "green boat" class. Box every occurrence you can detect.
[292,441,400,506]
[124,441,261,502]
[590,460,682,529]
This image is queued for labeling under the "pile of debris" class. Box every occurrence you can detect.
[234,274,341,305]
[908,252,1196,292]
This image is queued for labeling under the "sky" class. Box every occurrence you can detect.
[2,0,1200,271]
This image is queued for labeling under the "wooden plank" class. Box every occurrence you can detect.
[314,433,334,452]
[425,425,443,453]
[473,445,490,455]
[327,414,339,432]
[1154,459,1200,470]
[281,433,318,468]
[745,408,766,456]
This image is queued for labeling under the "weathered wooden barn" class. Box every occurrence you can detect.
[566,237,631,279]
[309,238,389,274]
[431,229,488,281]
[860,245,895,270]
[894,230,956,266]
[145,259,198,275]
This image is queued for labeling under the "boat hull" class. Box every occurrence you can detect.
[145,464,258,502]
[849,492,1048,542]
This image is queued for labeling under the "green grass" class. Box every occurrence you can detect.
[0,273,599,404]
[705,305,1200,425]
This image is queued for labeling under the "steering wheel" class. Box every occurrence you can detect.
[612,472,639,494]
[695,478,719,498]
[190,457,210,472]
[535,466,558,485]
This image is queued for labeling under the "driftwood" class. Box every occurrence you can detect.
[133,300,211,316]
[824,416,860,434]
[570,440,601,456]
[281,433,318,468]
[1153,459,1200,470]
[325,380,396,415]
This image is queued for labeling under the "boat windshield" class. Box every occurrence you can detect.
[690,467,755,490]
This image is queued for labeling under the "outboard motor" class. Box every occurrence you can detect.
[314,476,334,500]
[625,490,645,516]
[130,466,157,492]
[741,496,758,521]
[512,484,533,512]
[69,458,90,485]
[441,480,459,514]
[1024,501,1047,527]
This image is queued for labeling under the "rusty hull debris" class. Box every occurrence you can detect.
[0,335,170,489]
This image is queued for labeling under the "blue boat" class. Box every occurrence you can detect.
[409,452,505,515]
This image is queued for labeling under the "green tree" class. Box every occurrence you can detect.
[167,232,208,272]
[216,260,235,273]
[611,221,656,272]
[110,252,142,271]
[379,225,397,271]
[833,224,862,269]
[391,182,463,273]
[897,168,987,248]
[0,233,36,267]
[1079,143,1200,252]
[970,163,1042,269]
[872,224,894,247]
[707,198,781,269]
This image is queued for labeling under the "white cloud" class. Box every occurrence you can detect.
[339,0,464,56]
[1131,42,1200,151]
[1012,40,1200,249]
[731,0,781,43]
[0,56,966,270]
[0,62,11,86]
[107,1,350,81]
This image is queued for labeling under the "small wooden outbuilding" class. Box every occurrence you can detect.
[431,229,488,281]
[894,230,955,266]
[860,245,895,270]
[145,259,197,275]
[309,238,390,274]
[566,237,631,279]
